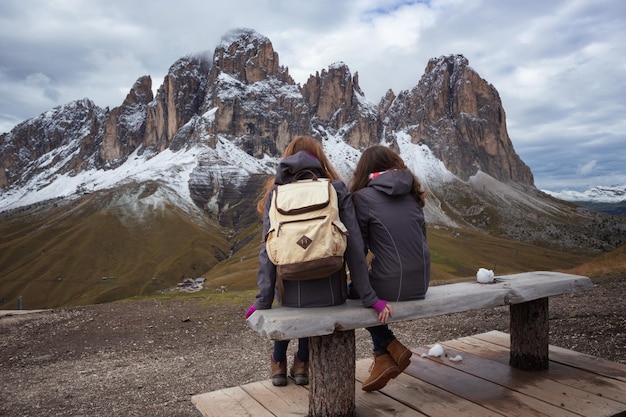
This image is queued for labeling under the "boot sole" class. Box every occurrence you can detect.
[361,366,399,392]
[290,371,309,385]
[291,375,309,385]
[272,376,287,386]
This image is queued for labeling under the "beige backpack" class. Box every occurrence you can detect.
[266,174,349,288]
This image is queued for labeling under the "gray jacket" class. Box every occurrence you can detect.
[254,151,380,309]
[352,169,430,301]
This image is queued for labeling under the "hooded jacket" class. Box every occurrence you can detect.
[352,169,430,301]
[254,151,380,309]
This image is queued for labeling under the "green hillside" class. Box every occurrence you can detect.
[1,187,616,310]
[0,188,230,309]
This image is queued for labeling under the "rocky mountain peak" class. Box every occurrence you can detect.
[302,62,381,149]
[198,29,308,159]
[382,54,534,186]
[127,75,154,106]
[144,55,210,152]
[303,62,356,120]
[0,98,107,187]
[378,89,397,120]
[210,28,293,85]
[101,75,153,164]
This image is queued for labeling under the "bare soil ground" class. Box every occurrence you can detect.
[1,275,624,417]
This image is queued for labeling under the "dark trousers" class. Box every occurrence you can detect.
[273,338,309,362]
[366,324,395,354]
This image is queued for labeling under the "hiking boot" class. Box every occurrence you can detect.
[270,355,287,386]
[290,353,309,385]
[386,338,412,375]
[361,353,399,392]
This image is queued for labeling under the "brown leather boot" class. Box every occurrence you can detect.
[270,355,287,386]
[386,338,412,375]
[290,353,309,385]
[361,353,399,392]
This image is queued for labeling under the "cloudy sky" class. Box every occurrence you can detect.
[1,0,624,192]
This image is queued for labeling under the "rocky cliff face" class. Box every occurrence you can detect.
[381,55,534,185]
[302,64,382,149]
[200,30,309,158]
[0,99,107,188]
[146,55,211,152]
[101,75,153,165]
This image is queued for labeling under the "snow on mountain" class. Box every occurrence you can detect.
[543,185,626,203]
[0,97,286,215]
[320,128,458,189]
[320,130,363,181]
[393,131,456,188]
[0,120,461,225]
[219,27,268,49]
[0,146,198,212]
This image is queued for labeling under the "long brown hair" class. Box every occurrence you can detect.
[350,145,426,207]
[256,136,341,214]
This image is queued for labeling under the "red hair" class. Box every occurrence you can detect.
[256,136,340,214]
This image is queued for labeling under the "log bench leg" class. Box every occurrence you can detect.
[509,297,549,370]
[309,330,356,417]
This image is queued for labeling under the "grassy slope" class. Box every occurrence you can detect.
[426,226,591,281]
[135,230,624,308]
[0,192,231,309]
[201,224,595,291]
[0,191,617,310]
[565,242,626,278]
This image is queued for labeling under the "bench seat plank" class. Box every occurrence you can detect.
[247,272,593,341]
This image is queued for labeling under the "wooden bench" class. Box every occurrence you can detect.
[246,271,594,417]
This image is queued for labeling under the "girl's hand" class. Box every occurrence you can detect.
[372,300,392,324]
[378,303,392,324]
[245,305,256,319]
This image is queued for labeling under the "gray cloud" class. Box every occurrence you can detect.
[1,0,624,192]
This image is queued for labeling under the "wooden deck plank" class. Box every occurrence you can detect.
[192,385,275,417]
[240,380,308,417]
[447,334,626,404]
[402,349,578,417]
[193,331,626,417]
[474,330,626,382]
[415,339,625,416]
[353,381,430,417]
[356,359,507,416]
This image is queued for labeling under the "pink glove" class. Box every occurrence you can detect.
[371,299,388,314]
[245,305,256,319]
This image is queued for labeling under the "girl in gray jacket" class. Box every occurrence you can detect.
[350,145,431,392]
[246,136,391,387]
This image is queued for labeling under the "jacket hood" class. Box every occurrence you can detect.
[274,151,324,185]
[368,169,414,196]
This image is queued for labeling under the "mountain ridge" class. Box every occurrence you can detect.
[545,184,626,203]
[543,185,626,215]
[1,28,624,309]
